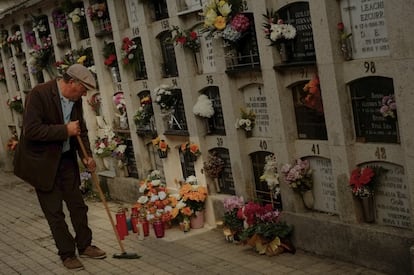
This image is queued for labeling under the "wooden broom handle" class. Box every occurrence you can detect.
[76,136,126,253]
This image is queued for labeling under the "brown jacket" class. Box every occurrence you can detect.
[13,79,92,191]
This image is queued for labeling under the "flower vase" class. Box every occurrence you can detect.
[278,42,288,62]
[190,210,204,229]
[245,130,252,138]
[193,51,203,74]
[360,196,375,223]
[102,157,116,171]
[180,217,191,232]
[301,190,314,209]
[340,38,353,61]
[139,219,150,236]
[153,220,165,238]
[119,115,129,130]
[158,149,168,159]
[111,66,121,83]
[96,116,106,128]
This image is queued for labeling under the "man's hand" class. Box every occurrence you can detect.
[83,157,96,173]
[66,120,80,136]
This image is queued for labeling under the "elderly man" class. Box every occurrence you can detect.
[14,64,106,270]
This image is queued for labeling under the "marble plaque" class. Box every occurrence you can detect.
[126,0,140,28]
[200,33,216,74]
[374,162,410,228]
[243,84,270,137]
[308,157,338,214]
[340,0,389,59]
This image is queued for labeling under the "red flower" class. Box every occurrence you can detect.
[176,36,186,45]
[337,22,345,31]
[189,31,198,40]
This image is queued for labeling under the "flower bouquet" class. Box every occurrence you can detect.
[263,10,296,45]
[238,201,295,256]
[7,95,24,114]
[67,7,86,24]
[52,9,68,32]
[170,26,200,52]
[349,166,386,198]
[93,127,124,158]
[103,42,117,68]
[201,0,243,38]
[263,10,296,61]
[134,96,153,128]
[281,158,313,193]
[6,31,22,49]
[120,37,141,69]
[87,93,102,116]
[235,108,256,133]
[136,170,173,224]
[28,36,54,75]
[0,66,6,83]
[153,84,177,112]
[180,142,201,161]
[87,2,109,21]
[260,154,280,194]
[55,47,95,74]
[203,152,225,178]
[222,196,245,242]
[152,136,170,158]
[221,13,250,43]
[379,95,397,119]
[176,176,208,220]
[193,94,214,118]
[337,22,352,60]
[303,75,323,114]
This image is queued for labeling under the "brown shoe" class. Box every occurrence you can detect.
[63,256,84,270]
[80,245,106,259]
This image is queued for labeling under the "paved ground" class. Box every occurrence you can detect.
[0,171,388,275]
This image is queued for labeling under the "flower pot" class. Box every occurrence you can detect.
[139,218,149,236]
[96,116,106,128]
[340,38,353,61]
[245,130,252,138]
[153,220,165,238]
[193,51,203,74]
[102,157,116,171]
[301,190,314,209]
[360,196,375,223]
[180,217,191,232]
[190,210,204,229]
[158,149,168,159]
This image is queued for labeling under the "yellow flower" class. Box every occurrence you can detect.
[204,9,218,27]
[218,2,232,17]
[214,16,227,30]
[77,55,86,64]
[152,136,160,146]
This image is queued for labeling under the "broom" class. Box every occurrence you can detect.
[77,136,140,259]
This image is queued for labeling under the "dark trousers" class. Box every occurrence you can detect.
[36,154,92,261]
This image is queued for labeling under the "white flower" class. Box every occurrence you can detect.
[186,175,197,184]
[217,2,231,17]
[139,184,147,193]
[164,205,172,213]
[150,194,159,202]
[152,179,161,186]
[158,191,167,200]
[176,199,187,210]
[284,25,297,40]
[137,195,148,204]
[193,94,214,118]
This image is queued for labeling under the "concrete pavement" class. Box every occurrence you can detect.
[0,171,388,275]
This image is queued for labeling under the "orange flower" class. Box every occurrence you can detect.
[158,140,169,151]
[214,16,226,30]
[181,206,193,217]
[189,143,199,154]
